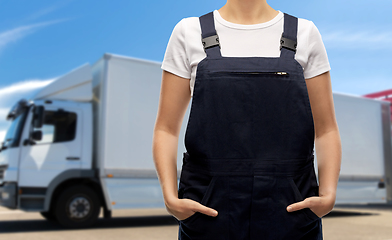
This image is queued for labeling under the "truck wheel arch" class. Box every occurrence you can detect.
[44,169,104,213]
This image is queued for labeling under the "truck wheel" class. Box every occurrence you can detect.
[55,185,101,228]
[40,211,57,222]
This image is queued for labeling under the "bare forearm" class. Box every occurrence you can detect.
[152,129,179,206]
[314,129,342,201]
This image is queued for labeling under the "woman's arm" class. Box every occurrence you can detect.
[310,71,342,203]
[287,71,342,217]
[152,70,218,220]
[153,70,191,207]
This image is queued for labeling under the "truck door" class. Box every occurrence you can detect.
[18,106,83,187]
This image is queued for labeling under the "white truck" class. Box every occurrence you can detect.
[0,53,189,227]
[0,53,391,228]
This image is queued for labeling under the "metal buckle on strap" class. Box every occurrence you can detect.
[280,34,297,53]
[202,34,220,50]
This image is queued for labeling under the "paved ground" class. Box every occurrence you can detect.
[1,204,392,239]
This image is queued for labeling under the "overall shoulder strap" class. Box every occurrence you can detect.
[199,11,222,58]
[280,13,298,59]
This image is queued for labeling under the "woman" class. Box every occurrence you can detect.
[152,0,341,239]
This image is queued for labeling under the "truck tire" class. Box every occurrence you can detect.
[40,211,57,222]
[55,185,101,228]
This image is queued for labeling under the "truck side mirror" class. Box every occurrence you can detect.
[31,130,42,141]
[33,106,44,128]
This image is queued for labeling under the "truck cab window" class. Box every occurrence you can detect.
[32,110,77,144]
[3,107,29,148]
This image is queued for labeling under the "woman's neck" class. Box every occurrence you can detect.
[218,0,279,25]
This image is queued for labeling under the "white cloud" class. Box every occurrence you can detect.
[0,108,10,123]
[0,108,9,116]
[0,131,5,142]
[0,78,55,115]
[0,19,68,54]
[22,0,74,22]
[322,28,392,50]
[323,30,392,43]
[24,5,62,22]
[0,78,55,100]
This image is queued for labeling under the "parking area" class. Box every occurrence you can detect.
[1,204,392,239]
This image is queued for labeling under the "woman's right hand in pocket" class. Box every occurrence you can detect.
[165,197,218,221]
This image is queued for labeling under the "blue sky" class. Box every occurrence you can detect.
[0,0,391,140]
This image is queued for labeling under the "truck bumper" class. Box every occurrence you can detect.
[0,182,17,209]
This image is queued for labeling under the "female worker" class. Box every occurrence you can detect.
[152,0,342,239]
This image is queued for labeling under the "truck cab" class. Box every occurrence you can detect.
[0,64,104,227]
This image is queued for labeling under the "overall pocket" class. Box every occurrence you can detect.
[178,173,229,240]
[178,166,217,224]
[180,176,217,224]
[287,177,320,221]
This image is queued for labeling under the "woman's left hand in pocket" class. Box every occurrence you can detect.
[286,193,335,218]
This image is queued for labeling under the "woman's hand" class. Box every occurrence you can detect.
[165,197,218,221]
[286,193,335,218]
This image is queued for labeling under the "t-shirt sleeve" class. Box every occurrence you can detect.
[161,18,191,79]
[303,21,331,79]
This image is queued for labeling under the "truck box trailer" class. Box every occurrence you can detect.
[0,53,391,228]
[328,92,392,204]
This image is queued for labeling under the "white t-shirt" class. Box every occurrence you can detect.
[161,10,331,97]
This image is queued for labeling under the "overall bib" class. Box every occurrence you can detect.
[177,11,323,240]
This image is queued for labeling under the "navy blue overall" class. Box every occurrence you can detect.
[177,11,323,240]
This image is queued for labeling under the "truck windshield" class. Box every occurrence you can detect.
[3,107,29,149]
